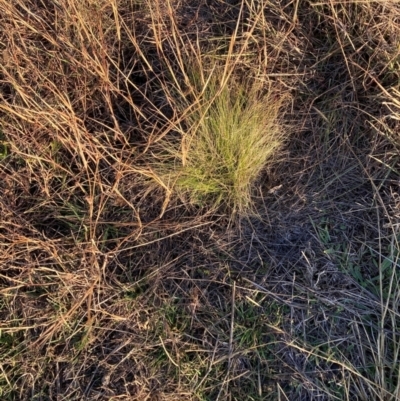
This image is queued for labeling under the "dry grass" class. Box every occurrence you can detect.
[1,0,400,400]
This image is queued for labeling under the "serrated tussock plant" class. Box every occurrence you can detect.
[160,66,288,215]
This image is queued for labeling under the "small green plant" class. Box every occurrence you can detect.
[161,67,288,215]
[0,130,9,161]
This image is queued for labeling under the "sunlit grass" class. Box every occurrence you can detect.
[160,68,287,215]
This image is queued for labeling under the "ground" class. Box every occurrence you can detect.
[1,0,400,400]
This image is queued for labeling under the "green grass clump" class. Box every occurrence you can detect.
[164,72,287,215]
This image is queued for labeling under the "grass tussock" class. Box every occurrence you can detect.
[1,0,400,400]
[162,68,288,214]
